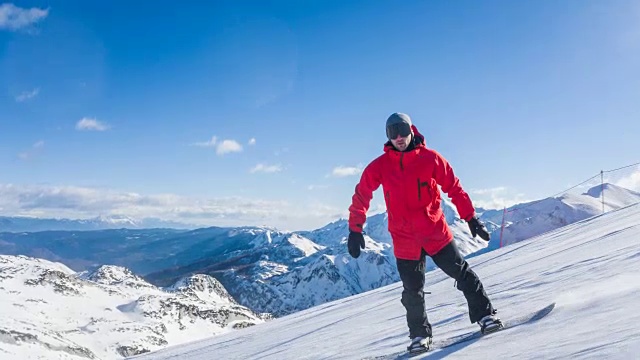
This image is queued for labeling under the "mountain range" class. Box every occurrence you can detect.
[0,183,639,358]
[0,215,198,233]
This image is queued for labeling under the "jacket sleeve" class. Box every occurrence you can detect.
[432,151,476,221]
[348,160,382,233]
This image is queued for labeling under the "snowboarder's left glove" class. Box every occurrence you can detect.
[467,216,490,241]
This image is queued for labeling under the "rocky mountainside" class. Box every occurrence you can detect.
[0,255,265,359]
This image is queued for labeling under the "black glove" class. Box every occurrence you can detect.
[347,231,365,258]
[467,216,490,241]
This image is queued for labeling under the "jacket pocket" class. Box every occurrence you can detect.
[424,179,442,221]
[417,178,431,203]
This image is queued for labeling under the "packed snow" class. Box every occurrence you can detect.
[133,203,640,360]
[0,259,265,359]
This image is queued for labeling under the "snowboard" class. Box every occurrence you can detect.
[364,302,556,360]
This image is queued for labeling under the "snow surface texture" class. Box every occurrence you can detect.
[133,202,640,360]
[480,183,640,249]
[0,258,265,359]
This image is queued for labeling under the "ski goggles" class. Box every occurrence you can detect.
[386,122,412,140]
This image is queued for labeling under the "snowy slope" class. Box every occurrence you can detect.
[479,183,640,249]
[133,202,640,360]
[0,257,265,359]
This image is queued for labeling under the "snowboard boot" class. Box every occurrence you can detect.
[478,312,503,334]
[407,336,432,354]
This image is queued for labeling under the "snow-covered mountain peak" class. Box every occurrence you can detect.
[476,183,640,249]
[229,226,280,238]
[298,218,348,247]
[0,255,265,359]
[167,274,235,304]
[94,214,140,227]
[250,229,287,245]
[584,182,640,205]
[0,254,75,277]
[0,255,85,296]
[244,230,325,260]
[82,265,155,290]
[285,233,325,257]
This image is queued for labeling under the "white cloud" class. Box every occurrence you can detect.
[192,136,217,147]
[471,186,507,195]
[470,187,531,210]
[248,138,256,145]
[330,166,363,178]
[250,163,282,174]
[307,184,329,191]
[0,3,48,31]
[0,183,341,231]
[614,167,640,192]
[76,117,109,131]
[192,136,243,156]
[216,140,242,155]
[305,202,346,220]
[15,88,39,102]
[17,140,44,160]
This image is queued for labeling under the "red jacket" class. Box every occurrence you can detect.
[348,125,476,260]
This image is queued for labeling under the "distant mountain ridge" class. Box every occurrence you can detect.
[0,215,198,232]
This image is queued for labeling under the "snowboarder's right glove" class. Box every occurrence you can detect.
[467,216,490,241]
[347,231,365,258]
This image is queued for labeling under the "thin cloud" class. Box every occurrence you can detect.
[307,184,329,191]
[192,136,243,156]
[0,3,48,31]
[330,166,363,178]
[15,88,40,102]
[192,136,217,148]
[17,140,44,160]
[216,140,242,155]
[0,183,329,230]
[76,117,109,131]
[250,163,282,174]
[248,138,256,145]
[614,166,640,192]
[471,187,507,195]
[470,187,531,210]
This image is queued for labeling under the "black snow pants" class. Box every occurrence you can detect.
[396,240,494,338]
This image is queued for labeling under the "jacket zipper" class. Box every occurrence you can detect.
[400,153,404,171]
[417,178,421,200]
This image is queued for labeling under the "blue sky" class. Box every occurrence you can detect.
[1,0,639,230]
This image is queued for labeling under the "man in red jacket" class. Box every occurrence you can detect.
[347,112,502,354]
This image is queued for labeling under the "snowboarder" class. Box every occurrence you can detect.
[346,112,502,354]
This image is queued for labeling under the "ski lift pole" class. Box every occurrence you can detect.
[601,170,604,214]
[499,206,506,248]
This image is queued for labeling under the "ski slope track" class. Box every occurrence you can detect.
[133,202,640,360]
